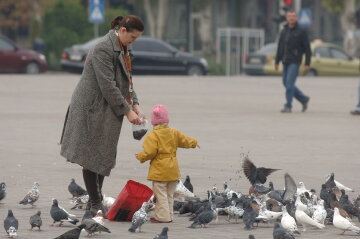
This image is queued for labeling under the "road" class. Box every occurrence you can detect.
[0,73,359,239]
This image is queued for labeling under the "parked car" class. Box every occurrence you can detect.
[0,35,47,74]
[244,40,360,76]
[61,36,209,75]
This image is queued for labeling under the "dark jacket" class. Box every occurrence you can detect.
[60,30,139,176]
[275,23,311,66]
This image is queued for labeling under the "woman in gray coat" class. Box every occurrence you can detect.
[60,15,145,215]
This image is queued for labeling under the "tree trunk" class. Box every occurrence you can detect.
[143,0,169,40]
[341,0,357,56]
[195,3,213,56]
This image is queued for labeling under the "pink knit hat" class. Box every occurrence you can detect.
[151,104,169,125]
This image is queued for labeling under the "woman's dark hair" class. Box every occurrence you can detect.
[111,15,144,32]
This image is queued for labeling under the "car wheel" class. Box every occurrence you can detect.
[304,69,317,77]
[187,65,204,76]
[25,62,40,74]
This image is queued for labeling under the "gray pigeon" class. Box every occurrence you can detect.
[243,201,258,230]
[3,209,18,238]
[242,157,279,185]
[50,198,79,226]
[29,210,42,230]
[189,208,215,228]
[81,210,93,222]
[183,175,193,193]
[19,182,40,207]
[54,224,86,239]
[249,235,256,239]
[82,219,111,236]
[273,222,295,239]
[154,227,169,239]
[68,179,87,198]
[0,182,6,202]
[128,202,152,232]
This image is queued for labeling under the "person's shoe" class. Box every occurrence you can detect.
[350,110,360,115]
[90,200,103,216]
[302,97,310,112]
[280,107,292,113]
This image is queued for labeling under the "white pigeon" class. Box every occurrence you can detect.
[173,180,197,201]
[281,206,300,234]
[93,210,105,225]
[103,194,115,209]
[297,182,311,196]
[333,207,360,235]
[312,200,327,225]
[295,204,325,231]
[295,196,309,214]
[258,206,283,222]
[218,206,244,222]
[325,175,354,192]
[70,194,89,209]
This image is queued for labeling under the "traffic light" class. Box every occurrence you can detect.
[284,0,293,6]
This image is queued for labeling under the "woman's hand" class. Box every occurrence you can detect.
[133,104,146,120]
[126,110,141,125]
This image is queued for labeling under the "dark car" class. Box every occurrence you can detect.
[61,36,209,75]
[0,35,47,74]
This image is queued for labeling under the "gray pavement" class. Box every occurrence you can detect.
[0,73,359,239]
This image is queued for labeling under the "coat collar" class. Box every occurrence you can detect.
[108,30,131,79]
[153,123,169,130]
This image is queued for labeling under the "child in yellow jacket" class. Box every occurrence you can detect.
[136,104,198,223]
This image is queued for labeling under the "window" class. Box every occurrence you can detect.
[330,48,350,60]
[314,47,331,58]
[149,41,172,53]
[132,40,150,52]
[0,38,15,50]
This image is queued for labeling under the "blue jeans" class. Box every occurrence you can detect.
[282,64,308,109]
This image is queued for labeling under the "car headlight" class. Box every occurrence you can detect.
[39,54,46,61]
[200,58,208,68]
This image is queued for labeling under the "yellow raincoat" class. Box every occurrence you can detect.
[136,124,197,181]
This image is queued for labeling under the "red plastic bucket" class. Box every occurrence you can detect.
[106,180,153,221]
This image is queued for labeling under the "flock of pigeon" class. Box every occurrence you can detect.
[1,157,360,238]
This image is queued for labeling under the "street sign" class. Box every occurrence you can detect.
[89,4,104,23]
[298,9,311,27]
[89,0,104,5]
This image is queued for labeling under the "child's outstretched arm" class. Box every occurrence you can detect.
[176,130,198,149]
[136,133,158,163]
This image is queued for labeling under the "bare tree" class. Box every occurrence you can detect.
[143,0,169,39]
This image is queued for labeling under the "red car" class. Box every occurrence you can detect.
[0,35,47,74]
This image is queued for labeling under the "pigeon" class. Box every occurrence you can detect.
[243,201,258,230]
[295,204,325,231]
[297,182,311,196]
[68,179,87,198]
[19,182,40,207]
[218,205,244,222]
[312,200,327,224]
[174,180,197,201]
[324,173,337,190]
[153,226,168,239]
[50,198,79,226]
[248,235,256,239]
[93,210,105,225]
[339,190,360,220]
[281,206,300,235]
[102,194,115,209]
[273,222,295,239]
[81,210,93,222]
[242,157,279,185]
[0,182,6,202]
[54,224,86,239]
[128,202,152,232]
[82,218,111,236]
[258,206,283,222]
[333,207,360,235]
[70,194,89,210]
[29,210,42,230]
[188,207,215,228]
[325,174,354,192]
[173,200,185,212]
[183,175,193,193]
[3,209,18,238]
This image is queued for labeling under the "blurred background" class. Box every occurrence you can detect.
[0,0,359,76]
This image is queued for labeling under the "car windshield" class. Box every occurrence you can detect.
[256,43,277,54]
[78,37,102,50]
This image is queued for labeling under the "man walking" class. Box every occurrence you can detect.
[275,10,311,113]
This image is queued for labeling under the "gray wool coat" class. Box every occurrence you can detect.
[60,30,139,176]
